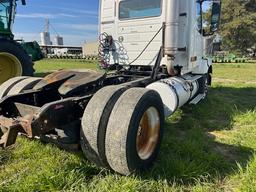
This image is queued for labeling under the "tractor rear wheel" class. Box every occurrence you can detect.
[105,88,164,175]
[0,38,34,84]
[80,86,126,168]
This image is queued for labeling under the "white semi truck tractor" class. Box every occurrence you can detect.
[0,0,221,175]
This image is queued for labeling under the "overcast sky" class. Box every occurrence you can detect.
[13,0,99,46]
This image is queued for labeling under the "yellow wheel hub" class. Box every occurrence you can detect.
[136,107,160,160]
[0,52,22,84]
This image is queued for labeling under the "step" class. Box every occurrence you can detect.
[184,75,202,82]
[189,93,205,105]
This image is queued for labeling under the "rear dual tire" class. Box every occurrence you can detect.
[105,88,164,175]
[81,87,164,175]
[80,86,127,167]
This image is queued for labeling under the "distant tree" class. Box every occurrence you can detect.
[219,0,256,55]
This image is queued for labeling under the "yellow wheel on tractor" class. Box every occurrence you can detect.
[0,38,34,85]
[0,52,23,84]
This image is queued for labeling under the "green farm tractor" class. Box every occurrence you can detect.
[212,52,249,63]
[20,41,44,61]
[0,0,34,84]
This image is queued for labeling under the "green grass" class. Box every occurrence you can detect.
[0,60,255,191]
[34,59,99,77]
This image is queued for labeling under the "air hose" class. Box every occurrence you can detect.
[98,25,163,68]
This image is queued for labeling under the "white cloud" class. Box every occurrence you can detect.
[16,13,77,19]
[59,8,98,16]
[16,13,55,19]
[34,5,98,18]
[57,13,77,18]
[58,23,98,32]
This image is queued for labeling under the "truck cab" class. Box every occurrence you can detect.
[100,0,221,75]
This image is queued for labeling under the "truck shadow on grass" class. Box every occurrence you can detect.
[143,86,256,184]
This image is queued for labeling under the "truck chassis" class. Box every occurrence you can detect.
[0,0,222,175]
[0,62,207,175]
[0,68,153,147]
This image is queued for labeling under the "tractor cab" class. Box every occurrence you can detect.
[0,0,34,85]
[0,0,25,39]
[0,0,16,38]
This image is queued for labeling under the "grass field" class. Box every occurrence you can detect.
[0,59,255,192]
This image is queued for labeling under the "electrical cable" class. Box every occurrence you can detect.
[98,25,164,69]
[49,22,59,36]
[98,32,111,69]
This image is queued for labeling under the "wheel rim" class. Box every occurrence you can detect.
[0,52,23,84]
[136,107,160,160]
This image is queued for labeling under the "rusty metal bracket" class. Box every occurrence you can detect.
[0,116,22,148]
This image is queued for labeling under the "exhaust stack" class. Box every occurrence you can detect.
[164,0,180,76]
[164,0,179,56]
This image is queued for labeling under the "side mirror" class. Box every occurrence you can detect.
[210,2,221,32]
[21,0,26,5]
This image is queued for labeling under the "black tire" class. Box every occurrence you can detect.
[0,38,34,78]
[198,73,210,96]
[205,67,213,97]
[0,76,29,99]
[7,77,42,96]
[105,88,164,175]
[80,85,127,167]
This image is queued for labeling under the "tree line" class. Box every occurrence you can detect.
[220,0,256,56]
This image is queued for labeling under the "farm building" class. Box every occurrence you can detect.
[82,41,98,57]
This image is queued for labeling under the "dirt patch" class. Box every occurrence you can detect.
[213,143,240,162]
[206,132,238,161]
[207,131,231,140]
[213,78,256,84]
